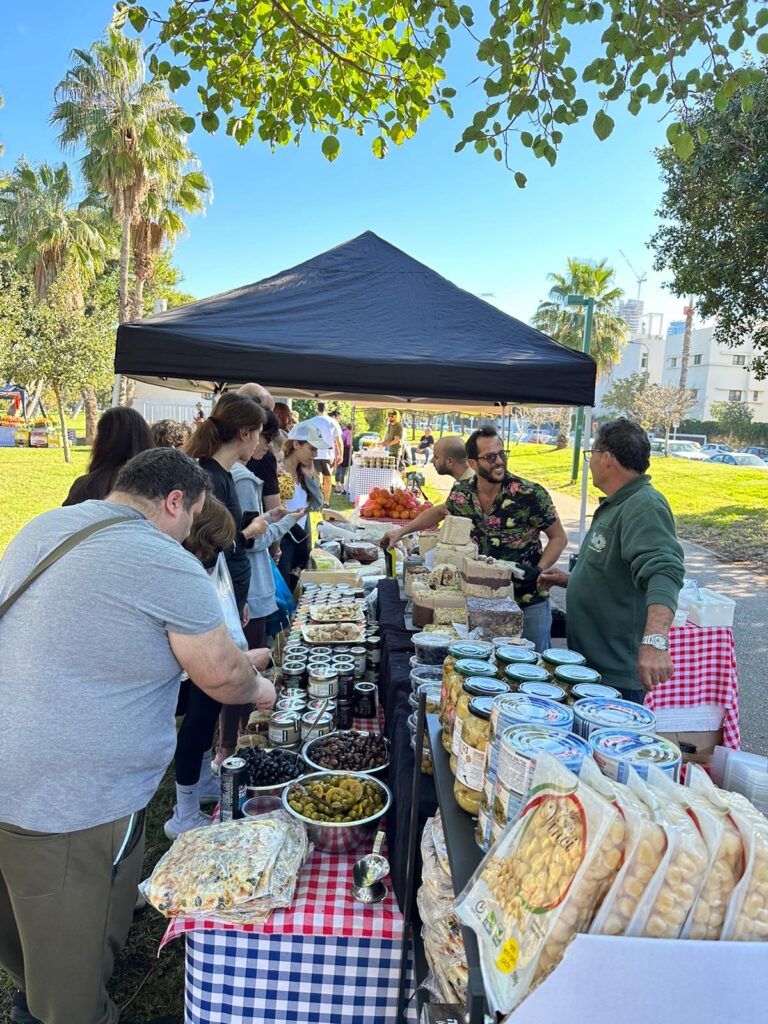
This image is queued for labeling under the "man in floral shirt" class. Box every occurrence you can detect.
[444,426,567,651]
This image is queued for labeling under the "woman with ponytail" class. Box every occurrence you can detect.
[165,392,274,838]
[277,421,326,586]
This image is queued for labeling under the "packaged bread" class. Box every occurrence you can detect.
[590,766,666,937]
[455,753,625,1015]
[625,766,709,939]
[681,764,744,940]
[718,786,768,941]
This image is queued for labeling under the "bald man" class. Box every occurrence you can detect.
[381,436,473,548]
[237,382,275,410]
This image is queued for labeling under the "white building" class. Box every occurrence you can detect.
[616,298,645,335]
[594,330,666,416]
[661,325,767,421]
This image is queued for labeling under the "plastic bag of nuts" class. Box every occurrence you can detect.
[718,786,768,941]
[590,767,667,937]
[680,764,744,940]
[625,765,709,940]
[455,753,625,1016]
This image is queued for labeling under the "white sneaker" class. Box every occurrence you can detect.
[163,807,211,841]
[197,768,222,804]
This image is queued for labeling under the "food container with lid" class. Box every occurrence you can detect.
[518,681,567,703]
[268,711,302,747]
[279,687,306,702]
[442,659,501,754]
[307,668,339,699]
[454,695,495,814]
[300,710,334,741]
[412,631,454,666]
[366,637,381,666]
[553,663,602,700]
[495,645,538,671]
[503,663,551,691]
[491,636,533,650]
[540,647,587,678]
[350,646,367,677]
[494,725,591,824]
[590,728,682,782]
[572,697,656,739]
[439,641,495,726]
[408,682,443,715]
[312,647,333,657]
[410,664,444,693]
[276,696,306,714]
[335,699,354,730]
[570,682,621,703]
[354,681,378,718]
[485,693,574,777]
[450,677,509,774]
[281,662,307,686]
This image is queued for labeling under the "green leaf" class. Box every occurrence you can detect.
[321,135,341,162]
[494,149,503,162]
[757,9,768,28]
[573,98,588,117]
[201,111,220,133]
[520,131,533,147]
[441,87,457,99]
[672,129,695,160]
[371,136,387,159]
[593,110,615,140]
[514,171,527,189]
[128,5,148,32]
[757,33,768,54]
[696,125,709,145]
[742,94,754,114]
[180,115,196,134]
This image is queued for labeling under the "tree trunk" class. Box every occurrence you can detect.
[27,379,45,419]
[678,299,694,397]
[54,386,71,464]
[119,215,131,325]
[82,386,99,444]
[132,270,146,321]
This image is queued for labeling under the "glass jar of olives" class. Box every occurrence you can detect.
[450,677,508,775]
[439,642,494,727]
[454,696,495,814]
[442,657,499,754]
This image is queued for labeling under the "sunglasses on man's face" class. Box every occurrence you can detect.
[476,450,508,464]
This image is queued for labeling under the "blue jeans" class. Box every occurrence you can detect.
[522,599,552,654]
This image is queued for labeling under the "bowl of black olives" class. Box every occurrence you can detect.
[239,746,305,798]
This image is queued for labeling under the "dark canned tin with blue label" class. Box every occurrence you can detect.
[220,756,247,821]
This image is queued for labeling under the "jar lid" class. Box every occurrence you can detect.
[455,658,500,678]
[573,698,656,731]
[541,648,586,667]
[519,682,567,702]
[462,677,509,698]
[413,632,453,649]
[495,693,574,730]
[496,645,538,666]
[571,683,622,700]
[554,665,602,684]
[504,664,551,684]
[308,667,337,680]
[448,641,494,660]
[467,696,496,720]
[503,725,591,763]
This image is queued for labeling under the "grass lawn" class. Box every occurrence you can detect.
[503,444,768,570]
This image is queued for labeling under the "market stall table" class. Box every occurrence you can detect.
[647,622,740,748]
[346,465,404,503]
[162,844,416,1024]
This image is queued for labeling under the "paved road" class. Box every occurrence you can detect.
[424,466,767,756]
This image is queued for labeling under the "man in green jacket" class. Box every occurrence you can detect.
[540,418,685,703]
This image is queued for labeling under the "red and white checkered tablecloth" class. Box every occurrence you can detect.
[160,844,404,949]
[644,622,740,748]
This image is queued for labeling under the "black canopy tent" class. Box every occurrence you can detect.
[115,231,596,408]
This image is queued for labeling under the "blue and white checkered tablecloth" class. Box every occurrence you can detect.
[185,930,416,1023]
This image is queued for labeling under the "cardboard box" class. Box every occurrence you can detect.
[508,934,766,1023]
[298,570,363,587]
[658,728,723,765]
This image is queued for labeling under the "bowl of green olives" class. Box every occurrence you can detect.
[282,771,392,854]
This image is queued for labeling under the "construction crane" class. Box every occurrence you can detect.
[619,249,648,302]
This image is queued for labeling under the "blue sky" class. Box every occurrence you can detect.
[1,2,694,333]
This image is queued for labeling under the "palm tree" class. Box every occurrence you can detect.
[51,28,190,326]
[532,258,629,377]
[131,166,211,319]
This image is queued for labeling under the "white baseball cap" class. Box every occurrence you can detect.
[287,421,327,449]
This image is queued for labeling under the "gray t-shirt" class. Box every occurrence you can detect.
[0,500,224,832]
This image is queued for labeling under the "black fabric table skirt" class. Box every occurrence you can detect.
[376,580,437,913]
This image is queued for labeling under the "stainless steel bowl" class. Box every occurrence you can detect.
[244,750,305,798]
[301,731,390,778]
[281,771,392,854]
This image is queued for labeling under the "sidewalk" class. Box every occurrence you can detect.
[424,465,767,755]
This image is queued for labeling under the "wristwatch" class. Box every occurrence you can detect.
[640,634,670,651]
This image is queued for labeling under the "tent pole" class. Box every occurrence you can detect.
[579,407,594,543]
[111,375,122,407]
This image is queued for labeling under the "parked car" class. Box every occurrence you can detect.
[739,446,768,461]
[707,453,768,469]
[701,443,733,455]
[650,440,709,460]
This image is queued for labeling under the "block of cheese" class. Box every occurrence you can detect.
[461,555,514,598]
[404,565,430,598]
[418,533,440,556]
[466,596,523,639]
[439,515,473,546]
[428,564,463,590]
[434,541,478,569]
[412,587,467,627]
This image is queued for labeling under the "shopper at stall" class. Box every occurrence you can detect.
[237,380,275,410]
[63,406,154,505]
[301,402,340,507]
[151,418,193,449]
[381,410,403,463]
[539,417,685,702]
[278,420,325,586]
[335,420,353,492]
[0,448,275,1024]
[380,436,473,547]
[444,426,567,652]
